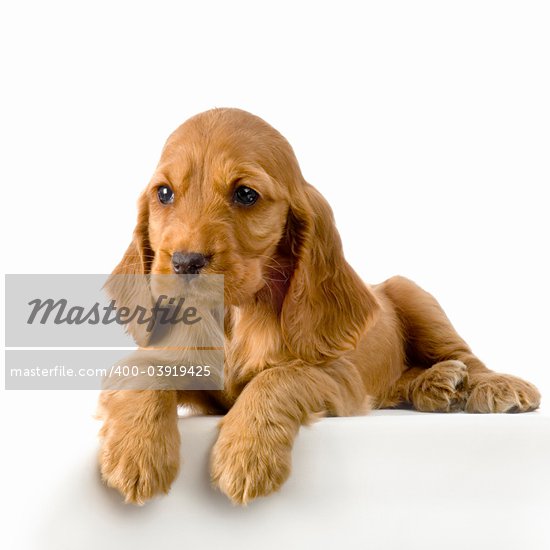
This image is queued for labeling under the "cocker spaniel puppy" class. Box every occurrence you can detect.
[98,108,541,505]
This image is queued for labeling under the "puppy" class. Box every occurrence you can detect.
[98,108,541,505]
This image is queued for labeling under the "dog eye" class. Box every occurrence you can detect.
[233,185,259,206]
[157,185,174,205]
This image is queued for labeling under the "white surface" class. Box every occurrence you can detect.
[8,410,550,550]
[1,1,550,548]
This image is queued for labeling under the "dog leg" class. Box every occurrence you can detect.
[210,361,367,505]
[98,390,180,504]
[381,276,541,413]
[465,372,541,413]
[382,361,469,412]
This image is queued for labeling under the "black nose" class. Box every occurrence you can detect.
[171,252,208,275]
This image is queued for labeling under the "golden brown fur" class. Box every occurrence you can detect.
[98,108,541,505]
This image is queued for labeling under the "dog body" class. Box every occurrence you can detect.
[99,108,540,505]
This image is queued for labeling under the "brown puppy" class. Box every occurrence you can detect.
[98,108,541,505]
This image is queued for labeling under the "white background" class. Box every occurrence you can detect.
[1,1,549,548]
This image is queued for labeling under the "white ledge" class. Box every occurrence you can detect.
[31,410,550,550]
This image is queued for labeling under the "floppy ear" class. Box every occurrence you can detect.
[111,192,153,276]
[281,183,380,363]
[104,192,154,346]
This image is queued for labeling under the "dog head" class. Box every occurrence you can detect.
[112,108,378,358]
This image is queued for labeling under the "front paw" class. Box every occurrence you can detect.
[99,419,180,504]
[466,372,541,413]
[210,420,292,505]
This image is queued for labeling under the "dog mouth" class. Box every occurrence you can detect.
[154,249,277,306]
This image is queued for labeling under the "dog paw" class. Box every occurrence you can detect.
[210,420,291,505]
[466,373,541,413]
[99,420,180,504]
[410,360,468,412]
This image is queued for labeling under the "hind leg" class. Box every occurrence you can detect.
[381,276,541,413]
[381,360,468,412]
[465,372,540,413]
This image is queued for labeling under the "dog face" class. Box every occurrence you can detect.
[143,109,298,305]
[112,108,378,359]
